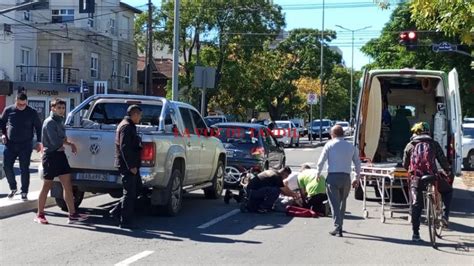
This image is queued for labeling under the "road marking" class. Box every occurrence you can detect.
[197,209,240,229]
[285,148,319,151]
[115,251,154,266]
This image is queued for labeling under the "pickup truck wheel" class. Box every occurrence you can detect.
[55,188,85,212]
[204,161,225,199]
[160,168,183,216]
[465,150,474,170]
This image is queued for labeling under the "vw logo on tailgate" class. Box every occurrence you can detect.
[90,143,100,155]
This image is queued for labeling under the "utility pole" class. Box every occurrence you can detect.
[319,0,325,142]
[145,0,153,96]
[171,0,180,101]
[335,25,371,124]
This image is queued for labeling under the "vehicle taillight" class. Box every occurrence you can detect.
[251,147,265,157]
[141,142,155,167]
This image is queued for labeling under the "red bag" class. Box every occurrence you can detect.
[285,206,318,218]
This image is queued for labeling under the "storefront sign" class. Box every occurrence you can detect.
[37,90,59,96]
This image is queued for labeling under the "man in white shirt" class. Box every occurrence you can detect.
[316,125,361,237]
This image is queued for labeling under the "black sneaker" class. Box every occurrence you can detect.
[68,213,88,224]
[224,190,232,204]
[7,189,17,199]
[21,193,28,201]
[412,233,421,242]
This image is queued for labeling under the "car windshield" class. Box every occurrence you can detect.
[275,122,290,129]
[311,121,331,127]
[463,127,474,138]
[215,127,259,144]
[337,122,349,127]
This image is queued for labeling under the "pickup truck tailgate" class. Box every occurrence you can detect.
[66,129,117,171]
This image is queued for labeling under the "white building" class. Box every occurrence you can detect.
[0,0,141,120]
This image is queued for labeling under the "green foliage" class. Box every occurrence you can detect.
[410,0,474,44]
[362,3,474,116]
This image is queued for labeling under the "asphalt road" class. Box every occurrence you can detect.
[1,146,473,265]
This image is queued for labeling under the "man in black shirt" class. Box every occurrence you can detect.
[112,105,143,228]
[0,92,42,200]
[246,166,297,212]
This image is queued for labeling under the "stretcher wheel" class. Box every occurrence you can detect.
[381,215,386,223]
[363,210,369,218]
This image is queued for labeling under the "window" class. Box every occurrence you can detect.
[90,53,98,78]
[121,15,130,39]
[179,108,195,135]
[111,59,116,77]
[109,18,116,35]
[52,9,74,23]
[190,109,207,134]
[124,62,131,84]
[88,13,94,28]
[24,11,30,21]
[90,103,163,125]
[20,48,30,81]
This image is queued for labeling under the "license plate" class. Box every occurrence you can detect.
[226,151,234,158]
[75,173,109,182]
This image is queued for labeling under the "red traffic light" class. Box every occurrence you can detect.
[400,32,408,39]
[408,31,416,39]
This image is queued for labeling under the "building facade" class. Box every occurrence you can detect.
[0,0,141,120]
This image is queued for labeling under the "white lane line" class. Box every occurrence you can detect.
[115,251,154,266]
[197,209,240,229]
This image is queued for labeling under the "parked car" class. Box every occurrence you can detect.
[204,115,228,127]
[40,94,227,216]
[212,123,286,187]
[353,68,463,200]
[336,121,353,136]
[291,118,306,136]
[462,124,474,170]
[308,119,333,140]
[272,120,300,147]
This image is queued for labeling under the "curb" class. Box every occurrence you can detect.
[0,192,97,219]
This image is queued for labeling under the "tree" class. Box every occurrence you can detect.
[135,0,285,106]
[362,3,474,116]
[409,0,474,44]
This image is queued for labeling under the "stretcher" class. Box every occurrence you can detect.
[357,163,411,223]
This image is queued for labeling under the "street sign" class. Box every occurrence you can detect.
[193,66,216,89]
[432,42,458,52]
[67,86,80,93]
[307,93,318,105]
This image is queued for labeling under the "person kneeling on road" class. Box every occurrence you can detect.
[283,164,328,215]
[245,167,297,213]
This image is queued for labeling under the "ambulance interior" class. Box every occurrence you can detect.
[361,75,449,164]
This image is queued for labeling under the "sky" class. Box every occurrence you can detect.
[123,0,397,70]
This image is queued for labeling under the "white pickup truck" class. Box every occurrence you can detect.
[45,94,227,216]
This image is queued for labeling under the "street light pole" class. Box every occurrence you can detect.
[319,0,324,143]
[335,25,371,124]
[171,0,180,101]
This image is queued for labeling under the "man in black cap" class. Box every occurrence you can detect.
[112,105,143,228]
[0,92,42,200]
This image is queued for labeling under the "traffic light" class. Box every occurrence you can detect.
[399,31,417,51]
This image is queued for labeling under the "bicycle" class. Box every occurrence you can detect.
[421,174,444,248]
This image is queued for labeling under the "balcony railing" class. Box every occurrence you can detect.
[16,66,79,84]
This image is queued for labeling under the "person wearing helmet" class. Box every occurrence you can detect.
[402,122,452,242]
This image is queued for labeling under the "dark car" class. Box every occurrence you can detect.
[213,123,286,187]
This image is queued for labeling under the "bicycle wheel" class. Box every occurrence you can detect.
[427,195,437,248]
[434,198,444,238]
